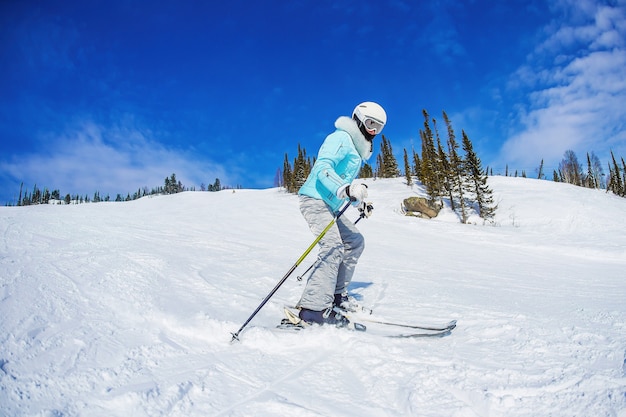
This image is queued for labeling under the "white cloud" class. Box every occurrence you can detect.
[499,0,626,171]
[1,120,230,198]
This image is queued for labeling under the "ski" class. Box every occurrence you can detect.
[358,318,457,332]
[358,319,456,338]
[279,306,456,338]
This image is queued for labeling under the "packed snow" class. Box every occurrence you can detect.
[1,177,625,417]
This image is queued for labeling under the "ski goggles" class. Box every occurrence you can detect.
[362,117,385,135]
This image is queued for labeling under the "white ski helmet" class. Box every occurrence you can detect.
[352,101,387,135]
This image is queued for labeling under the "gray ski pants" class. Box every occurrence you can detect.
[297,196,365,311]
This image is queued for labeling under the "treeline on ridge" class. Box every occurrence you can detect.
[11,174,231,207]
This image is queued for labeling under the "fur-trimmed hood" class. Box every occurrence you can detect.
[334,116,373,161]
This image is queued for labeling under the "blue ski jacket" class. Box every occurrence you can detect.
[298,116,373,213]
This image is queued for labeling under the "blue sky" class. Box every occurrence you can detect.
[1,0,625,204]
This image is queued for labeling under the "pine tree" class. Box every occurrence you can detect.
[212,178,221,192]
[42,188,51,204]
[293,143,306,192]
[379,135,400,178]
[163,173,184,194]
[608,151,623,196]
[292,144,308,191]
[32,184,41,205]
[420,110,442,202]
[537,159,544,179]
[420,131,434,198]
[412,149,421,180]
[375,153,384,178]
[438,133,457,213]
[282,144,312,194]
[443,112,467,222]
[169,177,174,193]
[585,153,597,188]
[403,148,412,186]
[622,157,626,196]
[18,182,23,207]
[359,163,374,178]
[283,153,293,192]
[462,130,497,221]
[164,175,172,194]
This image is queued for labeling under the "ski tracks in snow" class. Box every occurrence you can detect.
[436,308,626,417]
[211,329,434,417]
[210,347,331,417]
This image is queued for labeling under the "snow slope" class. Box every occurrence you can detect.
[1,177,625,417]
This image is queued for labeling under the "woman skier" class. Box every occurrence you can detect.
[296,101,387,326]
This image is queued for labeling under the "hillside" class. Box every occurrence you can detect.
[1,177,625,417]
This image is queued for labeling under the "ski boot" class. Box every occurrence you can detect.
[299,307,350,328]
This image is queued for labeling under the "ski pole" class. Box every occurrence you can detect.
[230,201,352,342]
